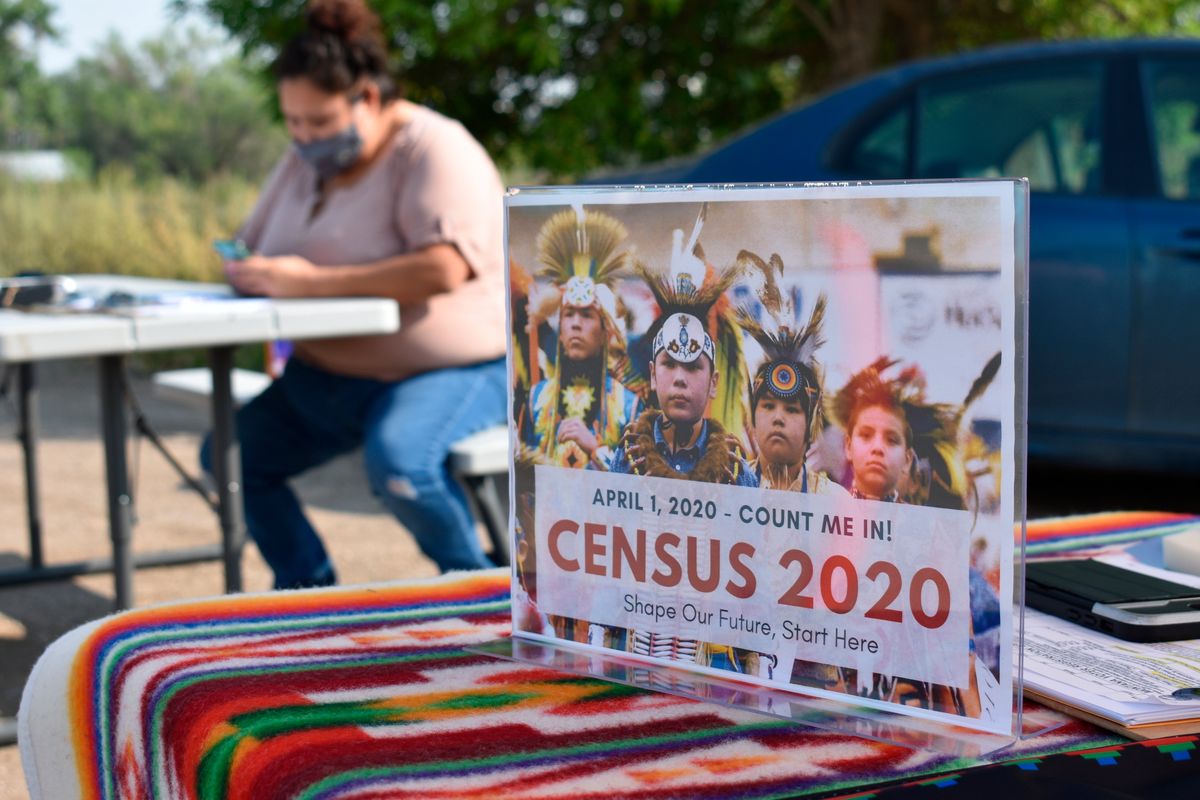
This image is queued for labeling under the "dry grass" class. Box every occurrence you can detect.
[0,171,258,281]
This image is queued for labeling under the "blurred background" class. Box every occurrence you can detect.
[0,1,1196,274]
[2,2,1199,791]
[1,2,1196,267]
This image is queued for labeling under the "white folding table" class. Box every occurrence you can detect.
[0,276,399,609]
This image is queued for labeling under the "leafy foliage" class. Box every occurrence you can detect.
[52,29,289,181]
[182,1,804,178]
[0,0,60,148]
[181,0,1200,179]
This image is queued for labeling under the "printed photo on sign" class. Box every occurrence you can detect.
[505,183,1018,734]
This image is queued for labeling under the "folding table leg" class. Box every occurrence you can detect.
[209,346,245,593]
[17,362,44,569]
[98,355,134,610]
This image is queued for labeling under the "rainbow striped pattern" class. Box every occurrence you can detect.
[22,510,1195,800]
[22,569,1113,800]
[1024,511,1199,556]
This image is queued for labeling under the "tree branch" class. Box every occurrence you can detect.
[793,0,835,46]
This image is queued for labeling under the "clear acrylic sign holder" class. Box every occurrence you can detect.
[478,180,1051,757]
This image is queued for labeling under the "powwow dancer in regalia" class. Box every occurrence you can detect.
[735,255,846,496]
[522,205,642,471]
[733,258,846,689]
[832,354,1001,510]
[607,229,763,674]
[623,203,751,441]
[517,206,643,644]
[608,226,756,488]
[792,354,1004,714]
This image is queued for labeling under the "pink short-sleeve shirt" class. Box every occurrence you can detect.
[240,105,506,381]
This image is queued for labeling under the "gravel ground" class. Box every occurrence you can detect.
[0,359,443,799]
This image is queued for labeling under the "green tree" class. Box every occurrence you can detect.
[182,0,803,177]
[181,0,1200,178]
[54,28,288,181]
[0,0,62,148]
[795,0,1200,87]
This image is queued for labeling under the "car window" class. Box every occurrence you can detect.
[915,62,1103,194]
[1141,59,1200,200]
[843,104,910,179]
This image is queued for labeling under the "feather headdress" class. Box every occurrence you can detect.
[734,251,828,445]
[832,353,1002,509]
[535,204,630,313]
[638,205,745,363]
[528,205,636,389]
[510,258,534,396]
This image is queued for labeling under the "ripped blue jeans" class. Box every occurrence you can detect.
[200,356,506,588]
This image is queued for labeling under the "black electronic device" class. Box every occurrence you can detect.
[0,275,75,308]
[1026,559,1200,643]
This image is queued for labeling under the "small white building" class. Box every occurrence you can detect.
[0,150,73,182]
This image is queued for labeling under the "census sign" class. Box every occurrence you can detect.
[505,182,1021,734]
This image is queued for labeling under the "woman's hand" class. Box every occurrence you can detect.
[225,255,322,298]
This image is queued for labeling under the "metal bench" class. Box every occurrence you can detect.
[152,367,271,410]
[151,369,511,566]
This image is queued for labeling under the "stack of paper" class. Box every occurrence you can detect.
[1021,559,1200,739]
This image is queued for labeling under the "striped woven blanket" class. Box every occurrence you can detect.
[18,512,1198,799]
[1025,510,1199,556]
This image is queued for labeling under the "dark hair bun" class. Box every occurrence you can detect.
[276,0,399,102]
[307,0,383,46]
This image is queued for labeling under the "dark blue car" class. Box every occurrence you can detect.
[603,39,1200,473]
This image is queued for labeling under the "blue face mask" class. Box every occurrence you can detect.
[294,98,364,180]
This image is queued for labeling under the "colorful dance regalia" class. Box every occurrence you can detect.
[523,204,640,469]
[734,270,844,496]
[753,460,846,495]
[609,409,757,487]
[629,630,764,676]
[528,371,640,468]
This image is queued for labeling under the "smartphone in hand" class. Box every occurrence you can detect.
[213,238,252,261]
[214,239,263,297]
